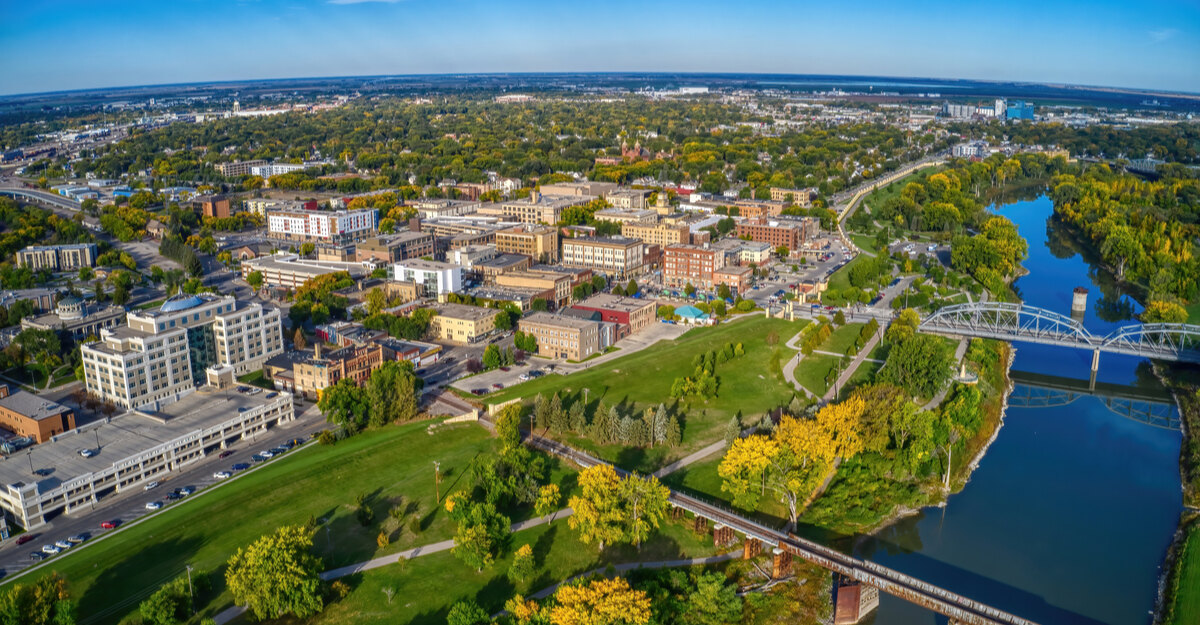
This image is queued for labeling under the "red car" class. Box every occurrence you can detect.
[16,534,34,545]
[219,450,235,459]
[100,520,119,530]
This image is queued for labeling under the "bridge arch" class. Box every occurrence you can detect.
[919,302,1096,346]
[1099,323,1200,360]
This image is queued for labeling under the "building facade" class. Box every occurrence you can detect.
[495,225,559,262]
[390,260,463,295]
[0,385,76,444]
[571,293,656,335]
[664,244,727,290]
[561,237,644,278]
[518,312,602,361]
[496,272,570,308]
[428,303,500,344]
[15,243,97,271]
[620,222,690,247]
[194,195,232,219]
[497,191,589,224]
[267,208,379,244]
[81,294,284,410]
[240,253,367,290]
[21,295,126,342]
[768,187,816,207]
[354,232,436,263]
[736,220,803,250]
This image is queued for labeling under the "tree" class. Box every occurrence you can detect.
[140,572,209,625]
[776,245,790,258]
[447,599,492,625]
[886,308,922,343]
[549,577,651,625]
[531,298,549,312]
[483,344,501,370]
[293,328,307,350]
[723,416,740,447]
[366,360,423,425]
[568,399,587,432]
[318,378,369,433]
[568,465,669,551]
[0,572,77,625]
[878,333,954,399]
[508,543,536,583]
[496,403,523,457]
[299,242,315,257]
[625,279,638,295]
[535,483,562,521]
[366,287,387,315]
[448,500,510,571]
[666,415,682,447]
[225,525,323,620]
[684,283,696,297]
[682,571,743,625]
[619,473,670,550]
[1142,300,1188,323]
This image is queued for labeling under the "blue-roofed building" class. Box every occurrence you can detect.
[674,304,712,325]
[1006,101,1035,121]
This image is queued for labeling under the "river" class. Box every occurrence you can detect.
[853,195,1184,625]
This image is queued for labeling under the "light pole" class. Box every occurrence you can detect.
[27,450,34,475]
[433,461,441,502]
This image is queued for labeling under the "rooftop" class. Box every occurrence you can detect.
[564,236,642,248]
[0,387,289,492]
[575,293,654,314]
[0,391,71,422]
[433,303,500,321]
[393,259,460,272]
[243,254,369,279]
[519,311,600,330]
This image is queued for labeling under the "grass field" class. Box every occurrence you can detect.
[312,515,720,624]
[1166,519,1200,625]
[819,323,865,355]
[793,354,841,397]
[237,369,275,390]
[28,420,576,625]
[486,316,806,473]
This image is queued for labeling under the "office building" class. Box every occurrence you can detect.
[390,259,463,295]
[214,160,268,177]
[244,198,318,217]
[561,237,644,278]
[497,191,590,224]
[736,219,804,250]
[354,231,436,264]
[194,195,232,219]
[572,293,656,336]
[538,181,619,197]
[620,221,691,247]
[768,187,816,207]
[21,295,125,342]
[292,342,384,398]
[664,244,727,290]
[428,303,501,344]
[603,189,652,210]
[81,294,285,410]
[267,208,379,244]
[593,208,657,224]
[0,387,294,529]
[518,312,603,361]
[1006,101,1035,121]
[495,225,559,262]
[240,253,368,290]
[714,266,753,295]
[0,384,76,444]
[496,271,571,308]
[413,199,482,219]
[15,243,97,271]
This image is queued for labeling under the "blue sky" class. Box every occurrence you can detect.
[1,0,1198,96]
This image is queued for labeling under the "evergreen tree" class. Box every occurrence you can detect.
[604,407,620,443]
[617,416,634,444]
[549,393,568,432]
[723,416,740,447]
[533,394,548,431]
[568,399,587,432]
[666,415,682,447]
[653,404,668,445]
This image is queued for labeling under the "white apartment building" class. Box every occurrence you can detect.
[250,163,307,177]
[391,259,464,295]
[267,208,379,245]
[561,237,645,278]
[81,294,284,410]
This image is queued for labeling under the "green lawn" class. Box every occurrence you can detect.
[311,515,721,624]
[486,316,806,473]
[1186,301,1200,325]
[134,298,167,310]
[818,323,865,356]
[827,255,868,293]
[23,420,572,625]
[237,370,275,390]
[1166,519,1200,625]
[793,354,841,397]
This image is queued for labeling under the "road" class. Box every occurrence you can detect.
[0,403,329,580]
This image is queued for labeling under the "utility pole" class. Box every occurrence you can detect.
[186,565,194,615]
[433,461,441,502]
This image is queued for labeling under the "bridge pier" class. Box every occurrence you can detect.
[771,548,793,578]
[712,523,736,548]
[693,515,708,534]
[743,537,762,560]
[834,580,880,625]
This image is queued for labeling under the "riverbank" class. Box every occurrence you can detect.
[1157,513,1200,625]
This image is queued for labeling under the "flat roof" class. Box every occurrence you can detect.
[0,387,289,492]
[575,293,655,314]
[245,255,368,279]
[0,391,71,422]
[394,259,460,271]
[519,311,599,330]
[564,236,642,248]
[476,254,530,269]
[433,303,500,321]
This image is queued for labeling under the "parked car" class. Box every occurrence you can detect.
[518,373,530,381]
[491,383,504,391]
[270,447,287,455]
[143,481,160,491]
[219,450,235,459]
[231,463,250,471]
[100,520,119,529]
[29,552,46,561]
[258,450,274,459]
[499,366,510,372]
[41,545,60,555]
[164,492,182,501]
[145,501,162,511]
[54,540,72,549]
[179,485,195,496]
[213,471,232,479]
[78,448,97,458]
[67,535,86,544]
[16,534,35,545]
[471,388,487,396]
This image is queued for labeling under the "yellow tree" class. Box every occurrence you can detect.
[568,465,625,550]
[549,577,651,625]
[718,435,779,509]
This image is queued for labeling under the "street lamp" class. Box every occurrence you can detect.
[433,461,442,502]
[27,450,34,475]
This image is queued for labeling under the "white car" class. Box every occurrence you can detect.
[78,448,97,458]
[143,481,160,491]
[42,544,60,555]
[213,471,231,479]
[145,501,163,511]
[258,450,274,459]
[54,540,72,550]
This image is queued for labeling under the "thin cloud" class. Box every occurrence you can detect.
[1149,28,1178,44]
[328,0,402,4]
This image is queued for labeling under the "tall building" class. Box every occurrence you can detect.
[664,244,727,290]
[267,208,379,244]
[768,187,816,207]
[497,191,590,224]
[390,259,463,294]
[495,225,559,262]
[354,232,436,263]
[81,294,284,410]
[736,219,804,250]
[14,243,97,271]
[561,237,644,278]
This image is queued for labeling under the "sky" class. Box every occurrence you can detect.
[1,0,1198,96]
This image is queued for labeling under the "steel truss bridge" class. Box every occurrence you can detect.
[525,434,1036,625]
[920,303,1200,365]
[1008,370,1180,430]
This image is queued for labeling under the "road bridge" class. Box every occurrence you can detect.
[525,434,1037,625]
[0,186,84,212]
[920,302,1200,368]
[1008,370,1179,430]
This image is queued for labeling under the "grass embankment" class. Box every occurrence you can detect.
[486,316,805,473]
[26,420,575,625]
[1162,516,1200,625]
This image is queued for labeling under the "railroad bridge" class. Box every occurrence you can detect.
[920,302,1200,369]
[526,435,1037,625]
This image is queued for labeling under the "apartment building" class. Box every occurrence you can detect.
[733,200,786,219]
[428,303,501,344]
[267,208,379,244]
[497,191,590,224]
[194,195,232,219]
[413,198,481,219]
[561,237,644,278]
[768,187,816,207]
[593,208,657,224]
[81,294,284,410]
[736,219,803,250]
[620,221,691,247]
[390,259,463,295]
[518,312,602,361]
[244,198,318,217]
[538,181,619,197]
[215,160,268,177]
[292,342,384,398]
[496,271,571,308]
[15,243,97,271]
[664,244,727,290]
[354,231,436,263]
[495,225,559,262]
[714,266,753,295]
[604,189,652,210]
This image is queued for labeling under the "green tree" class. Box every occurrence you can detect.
[245,270,264,290]
[139,572,209,625]
[508,543,536,584]
[878,333,954,399]
[366,287,387,315]
[682,571,743,625]
[535,483,562,521]
[225,525,324,620]
[448,500,510,571]
[447,599,492,625]
[483,344,501,370]
[0,572,76,625]
[318,378,369,433]
[366,360,423,425]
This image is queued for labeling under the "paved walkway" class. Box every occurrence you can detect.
[821,331,882,403]
[922,337,971,411]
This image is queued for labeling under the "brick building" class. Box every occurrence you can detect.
[561,237,644,278]
[518,312,602,361]
[664,244,727,290]
[571,293,656,337]
[495,225,559,262]
[354,231,436,263]
[0,385,76,444]
[736,219,803,250]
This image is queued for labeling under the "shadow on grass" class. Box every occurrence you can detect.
[77,534,205,625]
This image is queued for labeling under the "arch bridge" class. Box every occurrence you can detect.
[920,302,1200,367]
